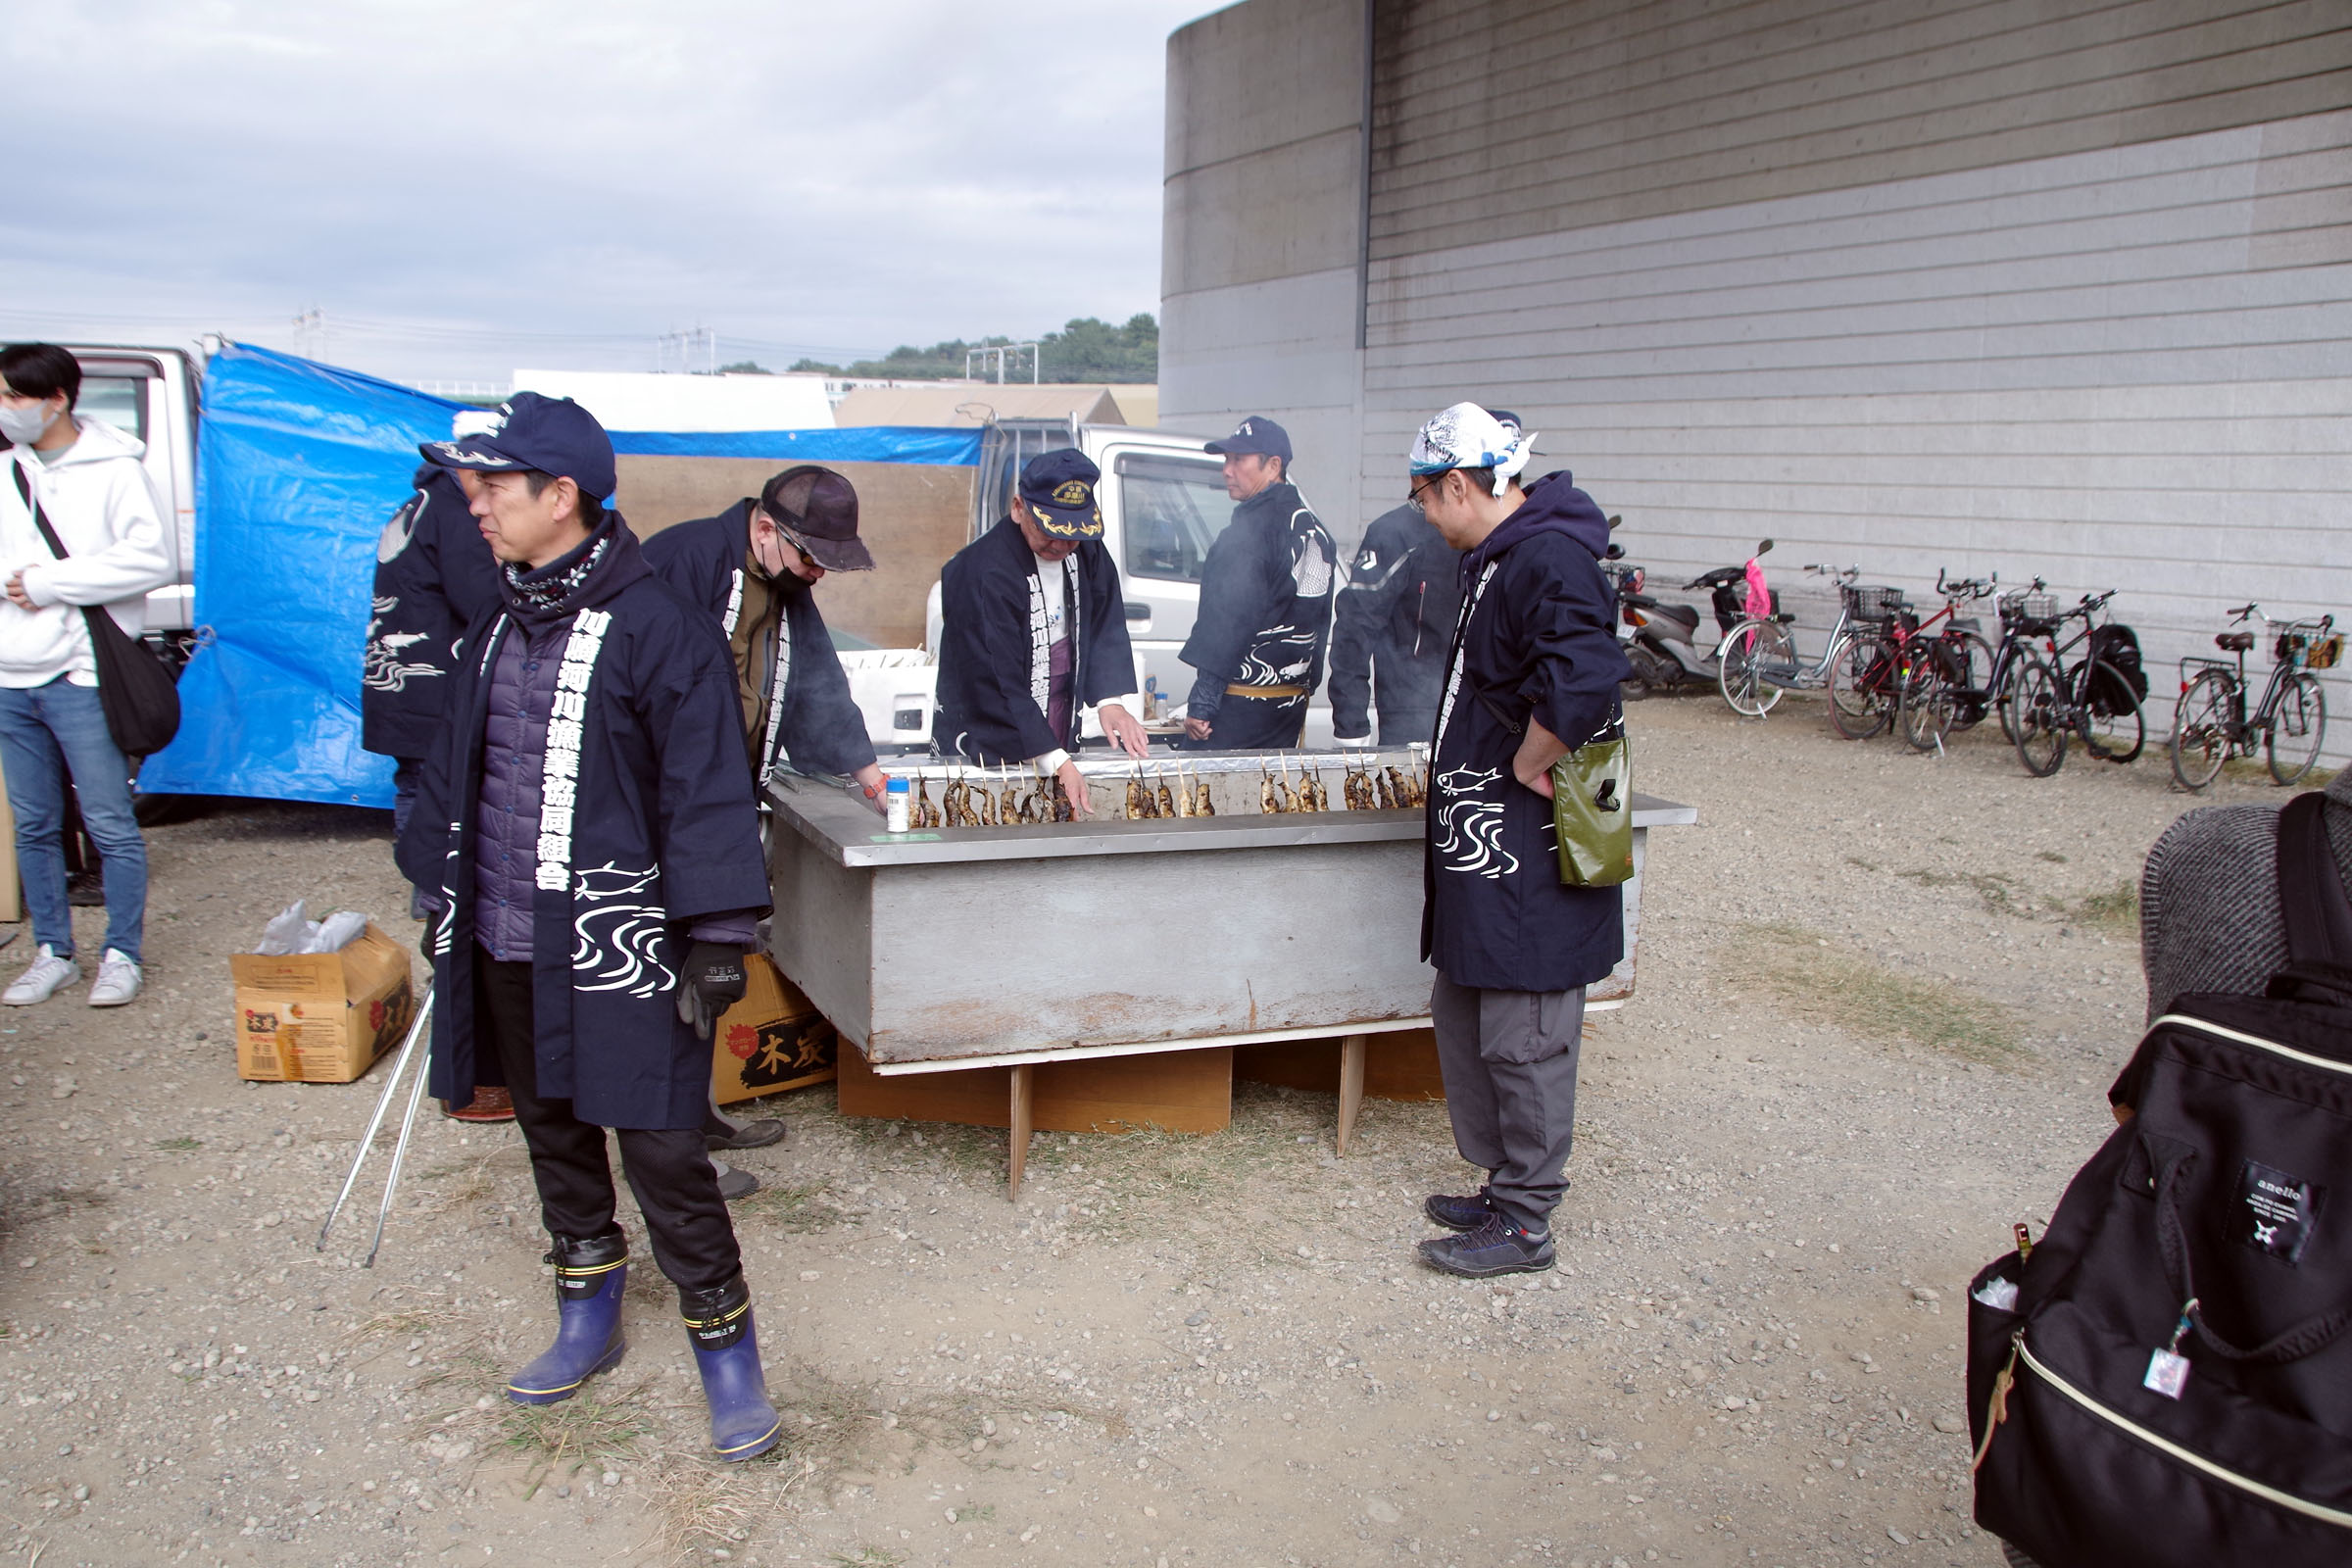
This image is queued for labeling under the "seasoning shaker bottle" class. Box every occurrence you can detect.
[885,775,911,833]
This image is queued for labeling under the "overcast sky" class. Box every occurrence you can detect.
[3,0,1213,384]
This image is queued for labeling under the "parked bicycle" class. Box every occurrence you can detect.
[2169,604,2339,791]
[1717,564,1861,718]
[2007,589,2146,777]
[1893,572,1998,752]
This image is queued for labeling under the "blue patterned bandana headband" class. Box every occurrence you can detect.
[1408,403,1535,496]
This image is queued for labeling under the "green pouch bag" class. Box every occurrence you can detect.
[1550,728,1632,887]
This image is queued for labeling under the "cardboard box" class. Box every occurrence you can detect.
[712,954,837,1104]
[233,922,415,1084]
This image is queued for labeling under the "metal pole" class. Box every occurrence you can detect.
[317,986,434,1250]
[365,1025,438,1269]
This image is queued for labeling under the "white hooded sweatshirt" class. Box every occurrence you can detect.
[0,418,173,688]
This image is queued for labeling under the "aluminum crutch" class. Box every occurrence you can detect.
[316,985,434,1265]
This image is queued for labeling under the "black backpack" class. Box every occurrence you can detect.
[1967,792,2352,1565]
[2086,623,2150,709]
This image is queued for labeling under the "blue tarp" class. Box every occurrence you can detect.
[137,343,978,807]
[610,425,981,466]
[139,342,463,808]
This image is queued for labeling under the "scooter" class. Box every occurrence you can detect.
[1619,539,1776,698]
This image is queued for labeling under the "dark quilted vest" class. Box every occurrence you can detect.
[472,619,568,960]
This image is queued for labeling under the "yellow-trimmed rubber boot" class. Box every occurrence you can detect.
[682,1275,781,1461]
[506,1230,628,1404]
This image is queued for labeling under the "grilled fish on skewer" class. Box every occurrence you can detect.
[1155,773,1176,817]
[1125,770,1148,820]
[1195,776,1215,815]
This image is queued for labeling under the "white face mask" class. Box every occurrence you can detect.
[0,402,58,448]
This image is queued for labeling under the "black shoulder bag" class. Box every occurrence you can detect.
[10,463,180,760]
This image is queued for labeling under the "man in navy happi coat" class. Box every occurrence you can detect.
[931,449,1151,813]
[395,392,784,1461]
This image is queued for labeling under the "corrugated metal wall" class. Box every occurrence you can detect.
[1163,0,2352,757]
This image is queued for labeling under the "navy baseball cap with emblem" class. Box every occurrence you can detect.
[1204,415,1292,463]
[1017,449,1104,539]
[418,391,617,502]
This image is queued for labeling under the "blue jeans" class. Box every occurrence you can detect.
[0,678,145,963]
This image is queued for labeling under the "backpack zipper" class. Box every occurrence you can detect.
[2150,1013,2352,1079]
[2008,1334,2352,1530]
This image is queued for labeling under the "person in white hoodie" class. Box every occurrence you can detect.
[0,344,173,1006]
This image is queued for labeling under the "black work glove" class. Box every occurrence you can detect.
[677,942,749,1040]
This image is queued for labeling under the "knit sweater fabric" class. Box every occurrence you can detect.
[2138,766,2352,1019]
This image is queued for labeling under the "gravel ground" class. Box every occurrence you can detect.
[0,693,2307,1568]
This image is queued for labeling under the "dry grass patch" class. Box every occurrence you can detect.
[1723,921,2028,1065]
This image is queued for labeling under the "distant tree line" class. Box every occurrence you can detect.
[756,314,1156,383]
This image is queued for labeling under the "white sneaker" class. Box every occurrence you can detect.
[87,949,141,1007]
[3,945,81,1005]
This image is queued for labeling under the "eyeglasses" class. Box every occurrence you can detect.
[757,511,819,572]
[1406,474,1445,514]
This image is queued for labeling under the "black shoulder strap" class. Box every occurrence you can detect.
[10,462,72,563]
[2278,792,2352,969]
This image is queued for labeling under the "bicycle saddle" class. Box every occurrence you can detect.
[1775,612,1797,623]
[1950,617,1983,634]
[2216,631,2255,652]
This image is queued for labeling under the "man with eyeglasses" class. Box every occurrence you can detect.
[643,465,888,810]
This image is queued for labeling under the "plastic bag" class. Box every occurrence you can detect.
[306,910,368,954]
[252,899,316,956]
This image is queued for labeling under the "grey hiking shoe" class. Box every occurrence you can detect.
[88,949,142,1007]
[3,945,80,1005]
[714,1162,760,1202]
[1417,1213,1555,1278]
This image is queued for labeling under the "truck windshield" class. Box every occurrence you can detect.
[1118,453,1228,582]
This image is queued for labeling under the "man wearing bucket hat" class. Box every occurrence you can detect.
[1405,402,1630,1279]
[1178,416,1337,750]
[931,448,1151,817]
[395,391,787,1460]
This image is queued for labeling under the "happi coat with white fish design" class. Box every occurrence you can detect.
[1423,471,1633,994]
[395,514,771,1129]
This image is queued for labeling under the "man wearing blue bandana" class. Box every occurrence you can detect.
[1405,403,1631,1278]
[396,392,786,1460]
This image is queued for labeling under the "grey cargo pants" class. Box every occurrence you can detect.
[1430,970,1586,1233]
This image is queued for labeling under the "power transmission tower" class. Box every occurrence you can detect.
[964,342,1039,384]
[658,325,717,373]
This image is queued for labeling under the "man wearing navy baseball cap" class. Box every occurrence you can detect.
[395,391,789,1460]
[1179,416,1337,750]
[931,448,1152,814]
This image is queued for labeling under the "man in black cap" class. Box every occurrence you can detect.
[643,465,887,808]
[932,449,1150,815]
[395,391,786,1460]
[1179,416,1336,751]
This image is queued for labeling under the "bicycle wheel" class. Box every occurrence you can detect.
[1945,630,1996,731]
[2266,670,2328,785]
[1827,634,1895,740]
[2169,668,2234,792]
[1898,642,1957,753]
[2075,660,2146,763]
[2009,652,2068,777]
[1718,618,1793,717]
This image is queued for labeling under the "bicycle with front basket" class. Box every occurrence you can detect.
[1717,564,1865,717]
[2169,604,2339,791]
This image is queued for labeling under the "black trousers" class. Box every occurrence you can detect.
[475,957,742,1294]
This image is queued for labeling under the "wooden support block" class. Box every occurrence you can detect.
[1336,1033,1366,1156]
[836,1044,1234,1137]
[1008,1063,1033,1201]
[1233,1030,1446,1102]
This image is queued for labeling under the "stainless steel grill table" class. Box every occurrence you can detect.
[763,751,1693,1196]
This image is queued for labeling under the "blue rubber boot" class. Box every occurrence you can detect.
[506,1230,628,1404]
[682,1275,782,1461]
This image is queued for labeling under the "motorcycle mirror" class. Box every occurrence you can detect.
[1604,543,1625,560]
[1757,538,1774,555]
